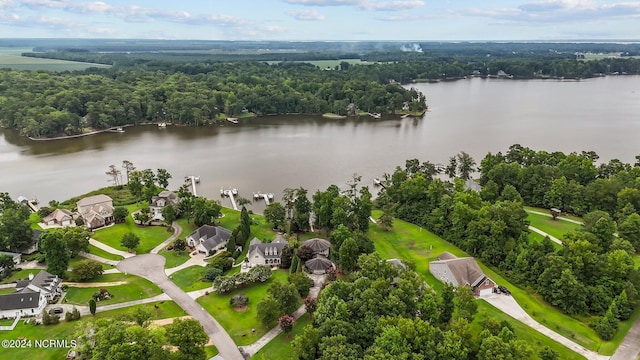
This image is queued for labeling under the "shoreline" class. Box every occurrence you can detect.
[28,124,136,141]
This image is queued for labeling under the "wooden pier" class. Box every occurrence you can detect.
[185,176,199,196]
[253,192,274,206]
[221,188,239,210]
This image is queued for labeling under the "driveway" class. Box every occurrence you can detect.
[117,254,243,360]
[483,294,609,360]
[151,221,183,254]
[611,316,640,360]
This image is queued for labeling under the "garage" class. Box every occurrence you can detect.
[479,288,494,297]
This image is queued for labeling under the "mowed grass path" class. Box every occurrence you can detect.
[92,210,172,254]
[369,210,614,356]
[64,273,162,306]
[197,269,291,346]
[527,211,583,241]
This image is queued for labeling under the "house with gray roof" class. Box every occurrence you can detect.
[41,208,75,227]
[0,270,60,319]
[429,252,495,297]
[77,194,114,229]
[305,256,333,275]
[22,229,41,255]
[302,238,331,257]
[247,235,288,268]
[186,225,231,254]
[149,191,180,221]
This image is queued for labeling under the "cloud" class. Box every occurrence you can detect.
[462,1,640,24]
[286,0,424,11]
[21,0,113,13]
[286,9,325,20]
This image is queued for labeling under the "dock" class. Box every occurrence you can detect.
[221,188,239,210]
[253,192,274,206]
[185,176,199,196]
[17,196,39,213]
[373,177,386,189]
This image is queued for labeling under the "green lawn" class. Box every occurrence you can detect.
[252,316,312,360]
[527,211,583,241]
[524,206,584,223]
[64,274,162,306]
[205,345,219,358]
[86,244,124,261]
[68,256,112,271]
[92,208,172,254]
[369,210,611,355]
[160,248,191,268]
[59,185,138,208]
[0,287,15,295]
[169,266,211,292]
[1,269,42,284]
[93,300,187,321]
[473,301,586,360]
[528,230,562,250]
[197,269,292,346]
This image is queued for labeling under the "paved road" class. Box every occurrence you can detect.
[484,294,609,360]
[612,315,640,360]
[151,221,182,254]
[117,254,243,360]
[79,251,120,266]
[528,226,562,245]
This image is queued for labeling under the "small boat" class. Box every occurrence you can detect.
[231,188,238,196]
[253,192,260,200]
[373,177,382,186]
[194,176,200,183]
[227,117,239,124]
[371,113,381,119]
[267,193,274,200]
[220,188,225,196]
[158,122,167,128]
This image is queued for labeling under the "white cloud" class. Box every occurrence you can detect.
[286,9,325,20]
[286,0,424,11]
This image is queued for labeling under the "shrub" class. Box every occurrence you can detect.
[289,272,313,297]
[230,294,249,307]
[43,310,60,325]
[278,314,295,333]
[173,239,186,252]
[248,265,272,283]
[204,267,223,281]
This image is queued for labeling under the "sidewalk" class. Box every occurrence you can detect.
[89,239,134,258]
[528,226,562,245]
[166,251,207,276]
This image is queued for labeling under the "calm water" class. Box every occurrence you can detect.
[1,76,639,211]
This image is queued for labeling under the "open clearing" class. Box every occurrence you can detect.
[0,47,111,71]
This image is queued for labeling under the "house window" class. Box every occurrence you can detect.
[484,280,490,286]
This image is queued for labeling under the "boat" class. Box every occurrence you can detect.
[373,177,382,186]
[115,127,125,133]
[194,176,200,183]
[253,192,260,200]
[220,188,225,196]
[158,122,167,128]
[227,117,239,124]
[371,113,381,119]
[267,193,274,200]
[231,188,238,196]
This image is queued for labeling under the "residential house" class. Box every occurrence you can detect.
[76,195,114,229]
[186,225,231,255]
[305,256,333,275]
[0,270,61,319]
[22,229,41,255]
[302,238,331,257]
[429,252,495,297]
[301,238,333,275]
[149,191,180,221]
[42,208,75,227]
[247,235,288,267]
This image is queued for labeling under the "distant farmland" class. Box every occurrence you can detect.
[0,48,111,71]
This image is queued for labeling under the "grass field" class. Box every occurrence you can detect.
[369,210,613,355]
[0,47,110,72]
[0,288,15,295]
[252,316,312,360]
[1,269,42,284]
[527,211,583,240]
[524,206,584,223]
[86,244,124,261]
[197,269,291,346]
[170,265,211,292]
[160,248,191,268]
[92,206,172,254]
[60,186,139,208]
[67,256,113,271]
[64,273,162,306]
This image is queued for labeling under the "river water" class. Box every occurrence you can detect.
[1,76,639,211]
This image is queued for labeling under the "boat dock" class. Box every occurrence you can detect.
[17,196,39,213]
[373,177,386,189]
[221,188,239,210]
[253,192,274,206]
[185,176,200,196]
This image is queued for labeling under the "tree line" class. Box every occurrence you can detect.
[376,150,640,340]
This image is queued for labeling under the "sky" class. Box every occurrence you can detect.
[0,0,639,41]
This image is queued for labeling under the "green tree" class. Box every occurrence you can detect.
[131,307,153,327]
[161,204,176,227]
[456,151,476,180]
[257,296,281,327]
[61,226,90,257]
[264,202,286,230]
[193,197,221,226]
[39,230,70,276]
[453,286,478,322]
[113,206,129,223]
[289,272,314,297]
[71,259,104,282]
[279,314,295,333]
[268,281,300,315]
[156,168,172,189]
[291,325,319,360]
[293,187,312,232]
[378,204,394,231]
[89,299,97,315]
[339,237,359,272]
[121,232,140,251]
[0,205,33,252]
[166,318,209,360]
[0,254,15,278]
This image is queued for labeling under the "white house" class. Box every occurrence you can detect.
[247,235,288,268]
[149,191,180,221]
[0,270,61,319]
[186,225,231,254]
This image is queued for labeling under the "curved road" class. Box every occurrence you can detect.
[117,254,243,360]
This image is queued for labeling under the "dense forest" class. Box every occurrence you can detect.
[0,62,426,138]
[376,148,640,340]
